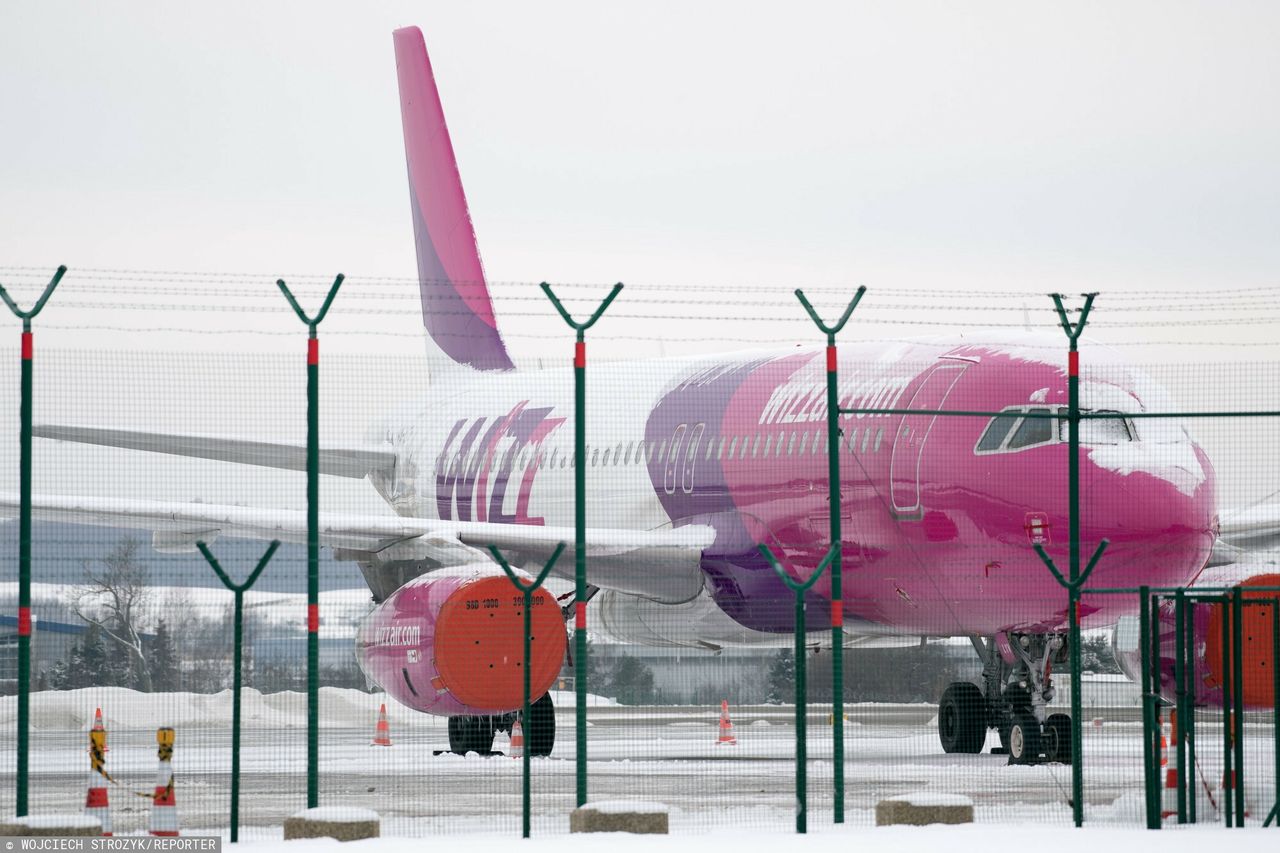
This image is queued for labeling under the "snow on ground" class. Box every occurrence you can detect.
[0,687,617,732]
[1,688,1275,838]
[237,826,1280,852]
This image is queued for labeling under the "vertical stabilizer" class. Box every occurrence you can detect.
[393,26,515,372]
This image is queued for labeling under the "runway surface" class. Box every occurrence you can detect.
[2,701,1275,837]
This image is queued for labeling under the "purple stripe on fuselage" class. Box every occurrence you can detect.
[644,355,837,633]
[409,184,514,372]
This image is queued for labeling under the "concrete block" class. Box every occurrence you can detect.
[0,815,103,836]
[570,801,669,834]
[284,806,380,842]
[876,793,974,826]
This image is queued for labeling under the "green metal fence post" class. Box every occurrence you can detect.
[794,285,865,824]
[759,544,834,834]
[0,265,66,818]
[539,281,623,808]
[1174,589,1188,822]
[276,274,344,809]
[1231,587,1246,827]
[1221,592,1233,826]
[488,543,566,838]
[1184,593,1197,824]
[1049,291,1097,828]
[196,541,280,843]
[1139,586,1161,829]
[1268,598,1279,827]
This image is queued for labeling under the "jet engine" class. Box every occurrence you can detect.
[354,567,567,717]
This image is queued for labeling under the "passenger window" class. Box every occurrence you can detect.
[763,435,774,458]
[846,428,858,452]
[658,440,668,462]
[861,428,871,453]
[977,412,1019,452]
[1008,408,1054,449]
[592,448,599,466]
[728,437,739,458]
[602,448,611,466]
[874,428,883,452]
[798,432,810,455]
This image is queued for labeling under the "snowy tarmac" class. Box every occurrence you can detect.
[1,689,1276,838]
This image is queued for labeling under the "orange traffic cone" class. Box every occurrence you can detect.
[510,718,525,759]
[92,707,108,751]
[1161,716,1179,819]
[150,727,179,836]
[85,715,111,836]
[372,703,392,747]
[716,700,737,746]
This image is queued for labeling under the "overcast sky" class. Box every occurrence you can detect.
[3,1,1279,295]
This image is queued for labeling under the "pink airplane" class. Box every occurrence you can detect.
[9,26,1276,765]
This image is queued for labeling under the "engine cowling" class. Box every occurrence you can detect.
[1113,572,1277,708]
[355,567,567,717]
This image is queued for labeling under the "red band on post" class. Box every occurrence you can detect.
[1068,350,1078,377]
[21,332,33,361]
[826,345,837,374]
[307,604,319,633]
[830,600,843,628]
[307,338,319,366]
[575,601,587,630]
[574,341,585,369]
[17,607,31,636]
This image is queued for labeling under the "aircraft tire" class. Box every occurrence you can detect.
[526,692,556,757]
[937,682,986,754]
[1044,713,1072,765]
[447,715,496,755]
[1007,709,1042,765]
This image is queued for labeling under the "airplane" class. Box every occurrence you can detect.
[4,25,1277,765]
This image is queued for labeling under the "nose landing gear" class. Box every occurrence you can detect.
[937,632,1074,766]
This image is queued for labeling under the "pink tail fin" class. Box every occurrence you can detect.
[393,26,514,372]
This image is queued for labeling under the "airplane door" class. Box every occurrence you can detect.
[889,363,967,515]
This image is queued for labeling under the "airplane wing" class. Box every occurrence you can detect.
[32,425,395,479]
[0,494,712,605]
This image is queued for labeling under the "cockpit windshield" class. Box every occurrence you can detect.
[975,406,1135,454]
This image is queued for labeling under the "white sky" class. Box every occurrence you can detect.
[2,1,1279,293]
[1,2,1279,513]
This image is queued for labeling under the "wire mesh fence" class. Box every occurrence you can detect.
[0,269,1278,836]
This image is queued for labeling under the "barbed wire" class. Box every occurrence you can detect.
[4,265,1280,302]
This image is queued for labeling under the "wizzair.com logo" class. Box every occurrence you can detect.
[435,402,564,524]
[369,624,422,647]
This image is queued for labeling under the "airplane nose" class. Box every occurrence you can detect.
[1083,439,1215,591]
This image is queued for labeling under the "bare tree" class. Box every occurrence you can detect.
[70,537,153,692]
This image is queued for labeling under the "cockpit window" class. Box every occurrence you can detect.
[977,405,1137,455]
[976,412,1019,451]
[1008,408,1054,449]
[1058,408,1133,444]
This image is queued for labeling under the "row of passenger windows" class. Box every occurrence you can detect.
[436,425,888,473]
[976,407,1134,454]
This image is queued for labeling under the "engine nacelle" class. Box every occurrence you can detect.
[355,566,567,717]
[1114,572,1277,708]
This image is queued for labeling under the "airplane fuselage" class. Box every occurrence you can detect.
[366,335,1217,642]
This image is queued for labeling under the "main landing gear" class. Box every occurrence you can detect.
[937,632,1073,765]
[446,692,557,757]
